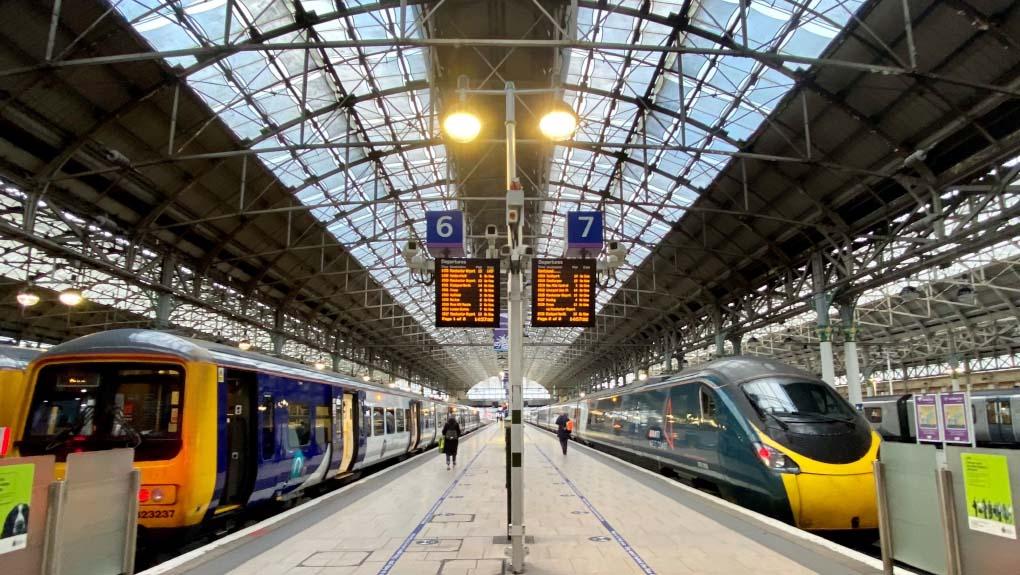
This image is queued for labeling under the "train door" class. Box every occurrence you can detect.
[987,399,1014,443]
[339,392,356,472]
[409,401,421,450]
[220,369,257,509]
[696,385,721,468]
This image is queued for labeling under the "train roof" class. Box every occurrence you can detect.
[0,345,44,370]
[32,329,469,407]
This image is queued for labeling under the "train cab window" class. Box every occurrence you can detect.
[22,362,185,462]
[385,408,396,434]
[287,403,311,448]
[396,408,405,433]
[260,394,275,460]
[373,407,385,436]
[314,405,330,446]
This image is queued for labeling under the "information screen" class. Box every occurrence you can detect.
[531,259,596,327]
[435,258,500,328]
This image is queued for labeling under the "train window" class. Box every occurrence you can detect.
[287,403,311,448]
[385,408,396,434]
[260,394,275,460]
[1000,402,1012,425]
[362,407,372,437]
[670,385,700,425]
[864,407,883,423]
[396,408,405,433]
[700,388,717,426]
[315,405,330,446]
[373,407,385,436]
[987,401,999,424]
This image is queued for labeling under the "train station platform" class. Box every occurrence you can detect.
[142,424,899,575]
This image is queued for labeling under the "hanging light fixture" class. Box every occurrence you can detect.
[899,285,921,302]
[16,289,40,307]
[638,369,649,382]
[362,373,371,382]
[313,359,326,371]
[538,102,578,141]
[238,338,252,351]
[58,288,83,307]
[956,285,977,305]
[442,105,482,144]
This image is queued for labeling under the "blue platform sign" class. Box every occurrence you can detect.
[426,210,465,256]
[565,211,603,257]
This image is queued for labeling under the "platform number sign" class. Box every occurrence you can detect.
[565,211,603,257]
[426,210,465,257]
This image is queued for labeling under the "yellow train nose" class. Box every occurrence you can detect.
[783,471,879,530]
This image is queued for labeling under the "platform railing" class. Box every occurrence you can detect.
[0,448,138,575]
[875,443,1020,575]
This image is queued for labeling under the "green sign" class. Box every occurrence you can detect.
[0,463,34,555]
[961,453,1016,539]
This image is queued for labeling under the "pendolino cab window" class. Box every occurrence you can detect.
[22,363,185,462]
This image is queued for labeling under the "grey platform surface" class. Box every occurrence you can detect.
[142,424,893,575]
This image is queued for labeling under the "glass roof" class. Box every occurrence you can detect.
[114,0,865,384]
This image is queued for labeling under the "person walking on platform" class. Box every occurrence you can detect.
[555,411,572,455]
[442,413,461,470]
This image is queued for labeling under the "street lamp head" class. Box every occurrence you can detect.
[538,108,577,141]
[58,288,83,307]
[443,110,482,143]
[16,290,40,307]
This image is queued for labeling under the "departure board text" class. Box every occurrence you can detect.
[435,259,500,328]
[531,259,596,327]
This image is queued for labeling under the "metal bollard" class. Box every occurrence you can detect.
[873,460,894,575]
[935,467,962,575]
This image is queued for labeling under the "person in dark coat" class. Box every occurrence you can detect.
[555,412,571,455]
[442,414,462,470]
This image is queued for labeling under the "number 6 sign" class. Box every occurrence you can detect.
[426,210,465,256]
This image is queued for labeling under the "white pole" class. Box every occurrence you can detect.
[505,81,526,574]
[845,340,862,406]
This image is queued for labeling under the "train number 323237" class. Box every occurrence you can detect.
[138,509,175,519]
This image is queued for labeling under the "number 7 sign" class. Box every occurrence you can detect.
[565,211,603,257]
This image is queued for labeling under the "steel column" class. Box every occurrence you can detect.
[840,303,862,406]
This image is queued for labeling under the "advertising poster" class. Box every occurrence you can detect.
[0,463,34,555]
[961,453,1016,539]
[941,392,972,444]
[914,394,941,443]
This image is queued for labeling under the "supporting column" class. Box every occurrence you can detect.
[812,254,835,386]
[272,308,285,356]
[840,303,862,407]
[154,254,175,329]
[712,309,726,357]
[728,335,742,356]
[948,355,962,392]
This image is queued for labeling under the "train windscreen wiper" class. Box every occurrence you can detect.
[742,389,788,431]
[44,406,95,451]
[784,411,856,425]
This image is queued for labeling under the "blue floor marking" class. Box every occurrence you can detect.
[376,437,489,575]
[533,434,658,575]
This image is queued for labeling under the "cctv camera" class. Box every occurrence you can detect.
[402,240,420,261]
[485,225,498,240]
[499,245,512,257]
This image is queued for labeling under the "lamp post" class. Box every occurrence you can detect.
[442,80,575,574]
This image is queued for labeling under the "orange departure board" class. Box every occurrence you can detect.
[531,259,596,327]
[435,258,500,328]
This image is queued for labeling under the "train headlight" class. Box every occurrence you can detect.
[754,442,800,474]
[139,484,178,505]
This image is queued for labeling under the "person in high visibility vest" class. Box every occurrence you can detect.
[555,412,572,455]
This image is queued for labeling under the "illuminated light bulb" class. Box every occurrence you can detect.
[16,290,40,307]
[58,288,83,307]
[314,360,326,370]
[443,111,482,143]
[362,374,371,382]
[238,339,252,351]
[538,109,577,141]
